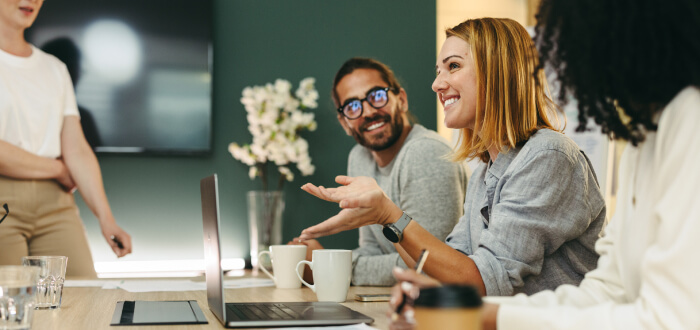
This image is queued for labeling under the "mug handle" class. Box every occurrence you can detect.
[257,251,275,284]
[295,260,315,292]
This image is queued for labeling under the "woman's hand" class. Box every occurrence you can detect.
[388,267,441,330]
[298,175,401,240]
[54,158,76,192]
[100,221,132,257]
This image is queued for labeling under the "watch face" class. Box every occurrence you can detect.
[383,226,400,243]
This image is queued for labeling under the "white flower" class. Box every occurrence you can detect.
[296,77,316,96]
[230,77,318,187]
[297,155,315,176]
[293,138,309,152]
[275,79,291,94]
[248,167,258,180]
[284,98,300,113]
[308,120,318,131]
[278,166,294,181]
[249,142,268,162]
[296,77,319,109]
[252,86,267,104]
[228,143,257,166]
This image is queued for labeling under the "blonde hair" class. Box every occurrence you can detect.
[446,18,561,163]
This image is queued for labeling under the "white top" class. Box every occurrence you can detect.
[487,86,700,329]
[0,45,79,158]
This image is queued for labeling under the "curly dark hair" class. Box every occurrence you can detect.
[534,0,700,145]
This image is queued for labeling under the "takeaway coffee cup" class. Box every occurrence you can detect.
[257,245,307,289]
[295,249,352,302]
[413,285,483,330]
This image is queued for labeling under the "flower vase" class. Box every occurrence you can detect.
[247,190,285,270]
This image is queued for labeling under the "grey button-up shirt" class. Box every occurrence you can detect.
[446,129,606,296]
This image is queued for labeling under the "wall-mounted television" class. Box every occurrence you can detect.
[27,0,212,155]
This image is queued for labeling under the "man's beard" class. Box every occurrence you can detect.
[350,105,405,151]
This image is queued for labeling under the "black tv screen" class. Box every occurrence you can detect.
[26,0,212,154]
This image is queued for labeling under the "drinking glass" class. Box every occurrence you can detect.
[21,256,67,309]
[0,265,40,330]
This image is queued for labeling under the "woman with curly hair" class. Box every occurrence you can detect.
[391,0,700,329]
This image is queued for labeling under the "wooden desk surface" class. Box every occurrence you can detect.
[32,275,392,330]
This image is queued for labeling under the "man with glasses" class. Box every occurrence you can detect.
[294,58,468,286]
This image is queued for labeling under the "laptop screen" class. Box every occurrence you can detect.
[199,174,374,328]
[200,174,227,324]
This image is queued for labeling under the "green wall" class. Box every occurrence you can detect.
[78,0,438,263]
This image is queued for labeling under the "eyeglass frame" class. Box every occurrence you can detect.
[0,203,8,224]
[336,86,397,120]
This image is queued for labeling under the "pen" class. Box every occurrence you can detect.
[111,235,124,249]
[392,249,429,321]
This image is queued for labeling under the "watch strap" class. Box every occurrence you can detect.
[393,211,412,232]
[382,211,412,243]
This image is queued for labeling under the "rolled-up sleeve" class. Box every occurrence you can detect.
[472,148,599,296]
[351,225,408,286]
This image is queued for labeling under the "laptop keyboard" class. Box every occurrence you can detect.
[226,303,301,321]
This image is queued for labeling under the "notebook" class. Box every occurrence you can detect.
[200,174,374,328]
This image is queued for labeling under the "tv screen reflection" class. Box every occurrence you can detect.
[27,0,212,154]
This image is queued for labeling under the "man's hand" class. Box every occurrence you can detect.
[288,237,323,283]
[288,237,323,260]
[299,176,401,240]
[100,222,132,257]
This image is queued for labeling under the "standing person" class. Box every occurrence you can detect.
[293,58,468,286]
[298,18,606,296]
[41,37,102,149]
[0,0,132,277]
[392,0,700,329]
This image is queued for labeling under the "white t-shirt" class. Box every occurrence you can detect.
[0,45,79,158]
[487,86,700,329]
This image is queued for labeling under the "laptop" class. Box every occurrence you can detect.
[200,174,374,328]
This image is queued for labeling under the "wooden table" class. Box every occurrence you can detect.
[31,275,392,330]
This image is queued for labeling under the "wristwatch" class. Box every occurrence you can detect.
[382,212,412,243]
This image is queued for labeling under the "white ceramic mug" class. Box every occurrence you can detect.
[258,245,307,289]
[295,249,352,302]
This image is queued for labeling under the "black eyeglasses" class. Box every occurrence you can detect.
[0,203,8,224]
[337,86,394,120]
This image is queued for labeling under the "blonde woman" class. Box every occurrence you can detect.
[298,18,605,296]
[393,0,700,327]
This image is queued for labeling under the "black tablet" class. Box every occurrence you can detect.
[110,300,208,326]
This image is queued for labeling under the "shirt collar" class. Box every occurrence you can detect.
[485,145,521,181]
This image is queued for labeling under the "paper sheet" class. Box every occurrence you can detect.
[77,278,276,292]
[101,280,204,292]
[64,280,111,287]
[223,278,275,288]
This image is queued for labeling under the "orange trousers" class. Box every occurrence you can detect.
[0,176,97,278]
